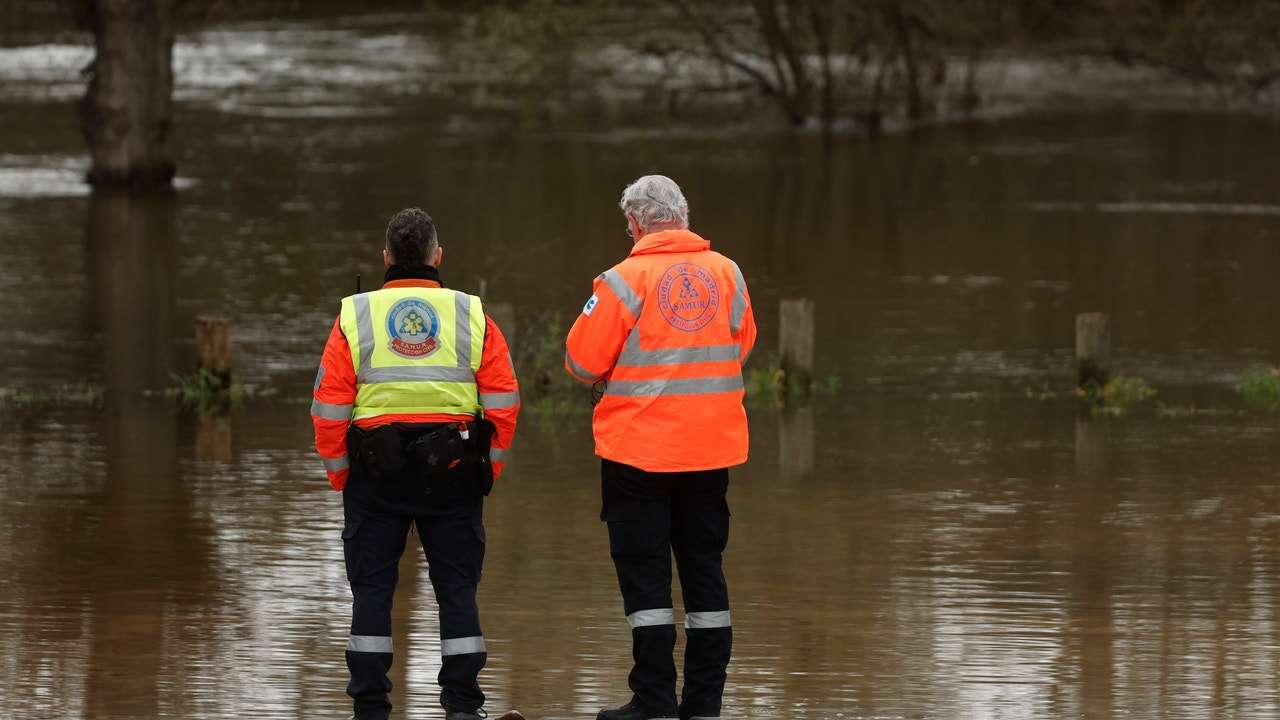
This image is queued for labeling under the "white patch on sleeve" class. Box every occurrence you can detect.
[582,294,599,316]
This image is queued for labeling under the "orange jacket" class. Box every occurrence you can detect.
[312,277,520,491]
[565,229,756,472]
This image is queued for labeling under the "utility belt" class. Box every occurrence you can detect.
[348,416,495,496]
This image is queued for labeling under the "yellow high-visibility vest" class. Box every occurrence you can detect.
[338,286,485,420]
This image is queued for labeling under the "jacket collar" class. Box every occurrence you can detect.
[383,264,443,289]
[628,228,710,257]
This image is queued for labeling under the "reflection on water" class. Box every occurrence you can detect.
[2,13,1280,720]
[3,403,1278,719]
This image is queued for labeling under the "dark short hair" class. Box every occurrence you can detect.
[385,207,437,269]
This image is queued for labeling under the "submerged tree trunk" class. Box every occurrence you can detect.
[80,0,176,189]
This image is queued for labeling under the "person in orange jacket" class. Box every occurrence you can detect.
[565,175,757,720]
[312,208,520,720]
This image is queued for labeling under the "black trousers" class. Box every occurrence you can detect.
[343,428,487,720]
[601,458,733,720]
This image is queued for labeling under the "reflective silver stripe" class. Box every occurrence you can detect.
[607,375,743,398]
[616,328,741,367]
[685,611,731,629]
[565,349,598,383]
[627,608,675,628]
[729,260,748,334]
[347,635,392,653]
[480,391,519,409]
[322,455,350,473]
[455,292,473,368]
[600,269,643,318]
[311,399,353,421]
[313,365,326,390]
[489,446,508,463]
[441,635,486,656]
[354,293,375,381]
[361,366,476,383]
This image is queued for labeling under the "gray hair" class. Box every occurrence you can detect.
[619,175,689,232]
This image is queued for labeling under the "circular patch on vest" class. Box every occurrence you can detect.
[657,262,720,332]
[385,298,441,359]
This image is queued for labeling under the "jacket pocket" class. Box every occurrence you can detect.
[341,520,363,581]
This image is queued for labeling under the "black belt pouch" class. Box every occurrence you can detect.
[358,425,408,480]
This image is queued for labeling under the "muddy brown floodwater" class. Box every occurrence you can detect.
[2,14,1280,720]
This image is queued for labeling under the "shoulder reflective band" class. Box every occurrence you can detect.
[616,327,740,367]
[353,292,376,380]
[729,260,748,334]
[566,349,598,383]
[627,608,675,628]
[489,447,508,463]
[311,399,353,421]
[454,292,474,368]
[313,365,326,390]
[607,375,743,398]
[322,455,349,473]
[348,635,392,653]
[441,635,486,656]
[599,268,643,318]
[479,391,519,409]
[684,610,731,629]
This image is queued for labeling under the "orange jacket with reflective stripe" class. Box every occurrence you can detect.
[312,277,521,491]
[564,229,757,472]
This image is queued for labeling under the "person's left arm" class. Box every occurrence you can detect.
[564,267,638,384]
[476,314,520,480]
[312,316,357,491]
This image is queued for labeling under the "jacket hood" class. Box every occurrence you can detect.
[628,229,710,257]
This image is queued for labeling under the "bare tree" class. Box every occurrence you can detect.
[79,0,176,189]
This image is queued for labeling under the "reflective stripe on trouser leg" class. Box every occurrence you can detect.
[342,504,411,720]
[602,459,680,716]
[672,467,732,720]
[684,611,731,629]
[418,505,487,714]
[441,635,486,656]
[348,635,393,653]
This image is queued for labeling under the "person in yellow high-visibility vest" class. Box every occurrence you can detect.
[311,208,522,720]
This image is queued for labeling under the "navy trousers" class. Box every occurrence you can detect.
[342,428,487,720]
[601,458,733,720]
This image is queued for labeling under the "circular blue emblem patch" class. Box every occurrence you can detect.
[385,298,441,359]
[658,262,720,332]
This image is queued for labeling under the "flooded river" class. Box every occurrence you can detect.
[2,14,1280,720]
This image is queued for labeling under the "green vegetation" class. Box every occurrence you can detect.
[1234,366,1280,413]
[0,383,102,409]
[507,312,840,413]
[165,368,246,413]
[1156,404,1240,419]
[744,355,841,405]
[1077,376,1157,416]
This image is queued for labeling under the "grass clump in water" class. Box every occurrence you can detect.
[1234,366,1280,412]
[744,355,840,405]
[0,383,103,409]
[166,368,246,412]
[1077,376,1156,416]
[1156,403,1239,419]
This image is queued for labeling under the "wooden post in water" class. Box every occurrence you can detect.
[779,298,815,391]
[487,302,517,356]
[194,315,232,386]
[1075,312,1110,388]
